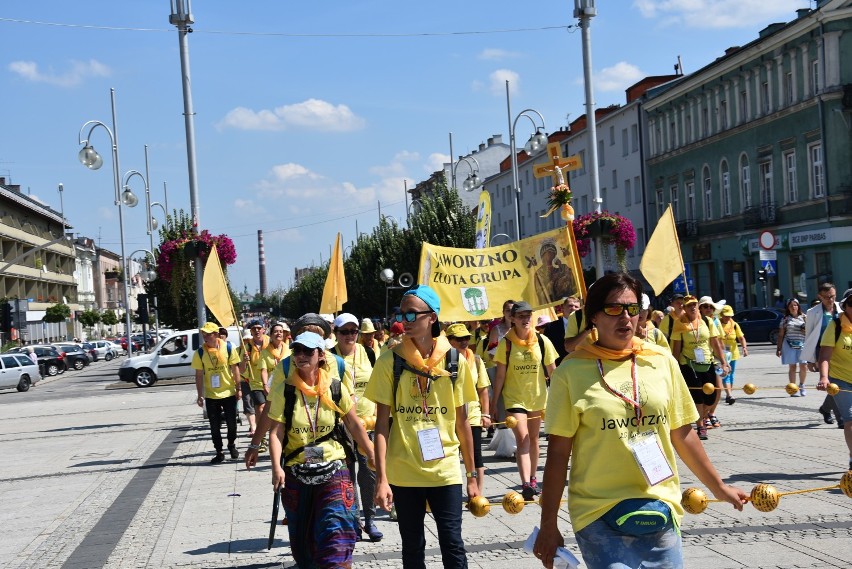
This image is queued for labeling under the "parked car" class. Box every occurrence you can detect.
[120,337,142,353]
[109,340,127,356]
[7,345,67,376]
[89,340,117,361]
[734,308,785,344]
[55,344,92,370]
[0,353,41,391]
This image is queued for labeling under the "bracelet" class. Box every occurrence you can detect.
[481,414,491,418]
[248,444,260,450]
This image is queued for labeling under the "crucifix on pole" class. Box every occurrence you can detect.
[533,142,582,186]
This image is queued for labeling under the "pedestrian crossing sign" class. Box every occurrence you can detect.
[762,260,777,275]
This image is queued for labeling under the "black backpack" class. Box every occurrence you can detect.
[390,349,459,410]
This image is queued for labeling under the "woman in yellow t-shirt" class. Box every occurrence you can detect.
[817,288,852,472]
[492,300,557,501]
[268,331,374,569]
[534,273,746,569]
[446,322,492,494]
[718,306,748,405]
[366,285,479,569]
[636,294,670,351]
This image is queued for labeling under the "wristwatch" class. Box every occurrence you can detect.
[466,471,478,478]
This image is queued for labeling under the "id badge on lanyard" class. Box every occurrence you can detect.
[628,432,674,486]
[416,424,445,462]
[210,374,221,389]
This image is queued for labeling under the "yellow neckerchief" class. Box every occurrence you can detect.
[290,366,344,415]
[506,328,537,352]
[202,338,227,367]
[267,339,287,364]
[249,335,270,362]
[570,337,662,360]
[394,336,452,378]
[462,346,476,367]
[840,313,852,334]
[721,318,736,338]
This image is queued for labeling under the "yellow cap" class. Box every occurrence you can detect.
[445,323,472,338]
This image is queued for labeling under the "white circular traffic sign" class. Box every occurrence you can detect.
[759,231,775,250]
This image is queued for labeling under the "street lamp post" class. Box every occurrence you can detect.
[506,80,548,241]
[77,88,139,356]
[452,156,483,193]
[490,233,512,247]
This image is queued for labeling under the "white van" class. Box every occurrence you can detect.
[117,326,243,387]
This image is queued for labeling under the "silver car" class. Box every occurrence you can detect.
[90,340,117,361]
[0,353,40,392]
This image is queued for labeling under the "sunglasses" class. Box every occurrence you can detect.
[251,327,263,331]
[336,329,358,336]
[394,310,433,323]
[602,303,641,317]
[292,345,317,356]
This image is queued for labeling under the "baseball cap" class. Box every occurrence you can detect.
[292,313,332,338]
[511,301,533,314]
[403,285,441,314]
[389,322,404,335]
[291,331,326,351]
[199,322,219,334]
[333,313,358,329]
[721,305,734,316]
[446,323,472,338]
[841,288,852,306]
[536,315,551,327]
[670,293,685,301]
[682,295,698,306]
[247,318,263,329]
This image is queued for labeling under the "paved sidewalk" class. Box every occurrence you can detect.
[1,346,850,568]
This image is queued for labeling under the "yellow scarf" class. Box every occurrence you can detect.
[394,336,452,378]
[841,313,852,334]
[202,339,227,367]
[267,340,287,364]
[462,347,476,367]
[249,335,270,362]
[506,328,537,352]
[572,337,659,360]
[290,367,344,415]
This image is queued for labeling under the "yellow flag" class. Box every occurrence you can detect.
[474,190,492,249]
[202,243,236,327]
[320,232,347,314]
[640,204,684,295]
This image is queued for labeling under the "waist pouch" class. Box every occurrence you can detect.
[786,339,804,349]
[687,359,712,373]
[602,498,672,536]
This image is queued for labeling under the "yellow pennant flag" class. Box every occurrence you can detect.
[203,243,236,327]
[474,190,492,249]
[320,232,347,314]
[640,204,684,295]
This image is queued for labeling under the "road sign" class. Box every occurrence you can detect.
[762,260,777,275]
[759,231,775,250]
[672,265,694,294]
[759,249,777,261]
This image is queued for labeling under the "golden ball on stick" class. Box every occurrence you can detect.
[750,484,781,512]
[540,409,546,421]
[681,487,709,514]
[840,471,852,499]
[827,383,841,396]
[702,382,716,395]
[468,496,491,517]
[364,415,376,430]
[502,491,526,514]
[785,383,799,396]
[742,383,757,395]
[505,416,518,429]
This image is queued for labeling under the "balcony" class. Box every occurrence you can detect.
[743,203,776,228]
[675,219,699,239]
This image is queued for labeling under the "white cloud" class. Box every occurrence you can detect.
[633,0,801,29]
[490,69,519,96]
[478,48,521,61]
[96,206,115,220]
[8,59,110,87]
[426,152,450,173]
[271,163,319,181]
[585,61,645,92]
[217,98,366,132]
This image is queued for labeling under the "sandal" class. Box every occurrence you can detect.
[709,415,721,428]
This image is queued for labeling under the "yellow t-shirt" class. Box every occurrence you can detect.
[821,320,852,380]
[719,320,744,360]
[462,349,491,427]
[564,311,598,345]
[474,334,495,369]
[260,342,290,387]
[242,336,270,391]
[363,348,477,487]
[268,349,344,391]
[191,340,241,399]
[334,344,376,418]
[266,376,354,467]
[546,350,699,532]
[494,334,557,411]
[642,326,671,351]
[671,317,719,365]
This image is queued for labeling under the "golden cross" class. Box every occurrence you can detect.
[533,142,583,186]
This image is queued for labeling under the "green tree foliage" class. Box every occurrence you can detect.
[78,309,101,328]
[101,310,119,326]
[44,303,71,323]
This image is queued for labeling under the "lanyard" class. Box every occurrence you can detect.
[205,345,221,368]
[597,356,642,424]
[414,375,432,421]
[687,319,702,344]
[300,392,322,442]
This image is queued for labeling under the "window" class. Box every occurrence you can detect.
[686,182,696,220]
[581,195,588,214]
[598,140,605,166]
[785,71,794,105]
[622,128,629,156]
[719,100,728,130]
[634,176,641,204]
[740,154,752,209]
[740,90,748,123]
[612,169,618,188]
[578,150,586,175]
[702,166,713,221]
[685,115,692,142]
[637,228,645,254]
[702,108,710,136]
[816,252,832,284]
[624,178,631,205]
[669,121,677,148]
[721,160,731,216]
[656,189,665,218]
[631,124,639,153]
[761,81,770,114]
[812,59,820,93]
[783,150,798,203]
[601,188,607,209]
[809,142,825,198]
[670,184,680,221]
[759,160,773,205]
[609,125,615,145]
[655,126,662,154]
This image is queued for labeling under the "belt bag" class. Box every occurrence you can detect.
[602,498,672,536]
[786,339,804,349]
[688,359,712,373]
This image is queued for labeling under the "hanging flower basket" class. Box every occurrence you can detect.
[156,230,237,310]
[573,211,636,271]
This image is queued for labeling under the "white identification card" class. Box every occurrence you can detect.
[693,348,706,363]
[629,432,674,486]
[210,374,221,389]
[417,426,445,462]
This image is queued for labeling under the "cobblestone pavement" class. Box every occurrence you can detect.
[1,346,850,568]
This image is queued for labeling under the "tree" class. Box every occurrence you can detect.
[78,309,101,329]
[44,303,71,323]
[101,310,119,326]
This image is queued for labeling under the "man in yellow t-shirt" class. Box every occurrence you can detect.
[193,322,242,464]
[240,319,269,437]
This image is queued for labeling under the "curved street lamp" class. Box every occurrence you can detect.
[490,233,512,247]
[452,155,482,192]
[77,88,137,353]
[506,80,548,240]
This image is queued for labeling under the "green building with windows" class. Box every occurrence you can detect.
[643,0,852,310]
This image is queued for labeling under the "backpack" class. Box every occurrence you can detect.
[196,341,233,371]
[282,353,347,381]
[391,348,459,410]
[505,333,551,383]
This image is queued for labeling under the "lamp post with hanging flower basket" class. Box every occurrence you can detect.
[573,211,636,272]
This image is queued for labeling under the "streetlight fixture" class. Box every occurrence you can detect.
[77,87,136,354]
[506,79,548,241]
[490,233,512,247]
[453,155,482,192]
[380,268,395,322]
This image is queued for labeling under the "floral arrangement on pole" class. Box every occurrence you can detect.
[156,230,237,307]
[572,210,636,271]
[543,181,575,222]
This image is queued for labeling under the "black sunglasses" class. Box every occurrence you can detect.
[394,310,432,323]
[292,345,317,356]
[336,329,358,336]
[602,303,641,317]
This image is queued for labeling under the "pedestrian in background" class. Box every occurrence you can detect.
[804,283,844,426]
[719,306,748,405]
[816,287,852,470]
[777,298,808,396]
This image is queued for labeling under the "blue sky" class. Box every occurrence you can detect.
[0,0,808,295]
